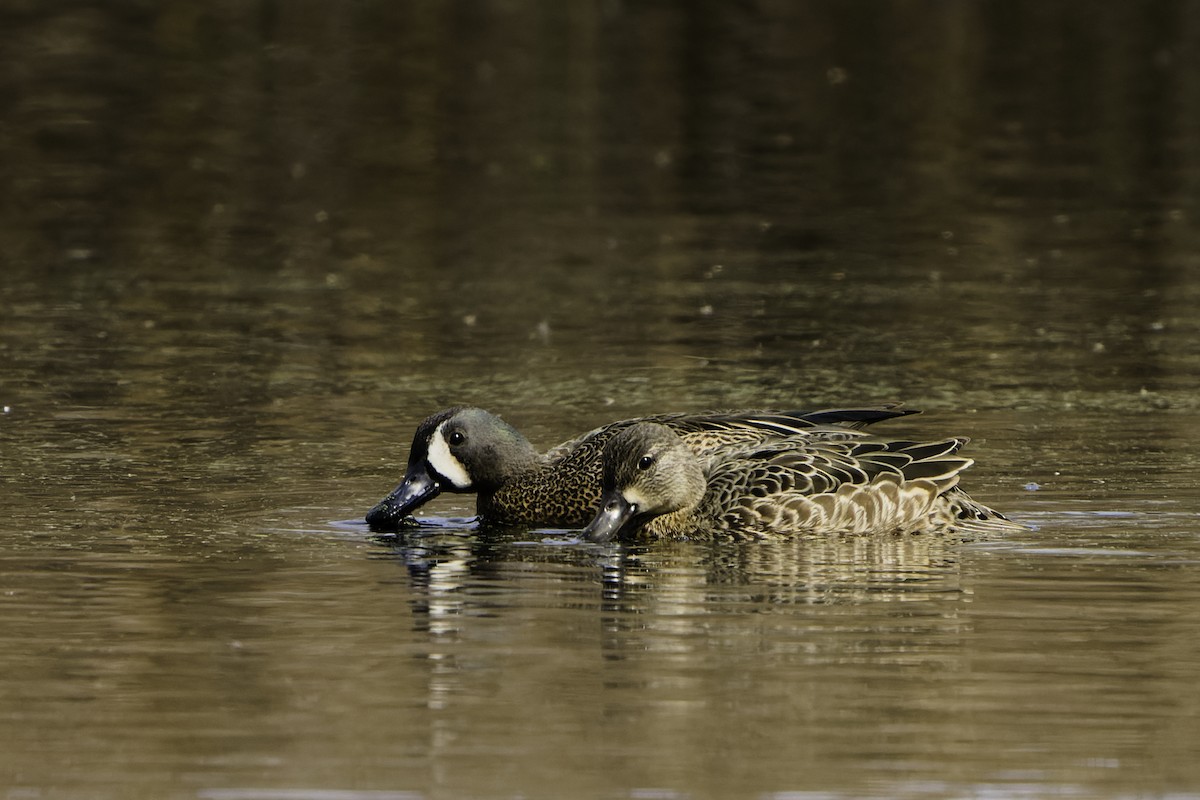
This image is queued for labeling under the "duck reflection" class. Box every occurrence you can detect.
[593,535,968,661]
[370,522,483,638]
[375,524,967,631]
[372,523,978,783]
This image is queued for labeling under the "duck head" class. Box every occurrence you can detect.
[582,422,706,543]
[366,407,538,530]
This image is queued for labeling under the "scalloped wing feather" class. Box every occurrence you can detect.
[698,432,987,536]
[729,474,951,535]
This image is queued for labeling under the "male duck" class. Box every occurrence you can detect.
[582,422,1016,542]
[365,405,918,530]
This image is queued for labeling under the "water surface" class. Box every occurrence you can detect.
[4,2,1200,798]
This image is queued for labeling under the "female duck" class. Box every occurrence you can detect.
[366,405,917,530]
[582,422,1016,542]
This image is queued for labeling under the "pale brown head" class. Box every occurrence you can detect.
[582,423,706,543]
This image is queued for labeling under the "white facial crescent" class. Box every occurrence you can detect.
[426,424,473,490]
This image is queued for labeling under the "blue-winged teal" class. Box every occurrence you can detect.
[365,405,918,530]
[582,422,1017,542]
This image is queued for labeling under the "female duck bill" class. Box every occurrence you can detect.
[581,491,639,543]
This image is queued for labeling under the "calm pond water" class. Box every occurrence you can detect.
[4,2,1200,798]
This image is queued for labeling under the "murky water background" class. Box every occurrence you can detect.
[4,2,1200,798]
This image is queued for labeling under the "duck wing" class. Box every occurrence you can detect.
[705,436,975,535]
[540,406,913,462]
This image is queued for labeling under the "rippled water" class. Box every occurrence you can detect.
[4,2,1200,799]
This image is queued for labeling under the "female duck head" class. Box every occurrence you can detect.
[582,422,706,543]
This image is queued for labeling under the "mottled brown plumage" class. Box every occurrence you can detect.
[582,422,1018,542]
[365,405,917,530]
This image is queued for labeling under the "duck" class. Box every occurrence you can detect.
[365,405,919,530]
[581,422,1017,542]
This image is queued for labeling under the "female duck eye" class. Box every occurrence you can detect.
[448,431,466,446]
[637,455,655,470]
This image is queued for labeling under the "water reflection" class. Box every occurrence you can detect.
[604,535,966,608]
[375,524,968,615]
[360,512,1200,798]
[373,522,974,698]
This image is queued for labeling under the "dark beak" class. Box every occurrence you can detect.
[365,461,442,531]
[581,490,638,543]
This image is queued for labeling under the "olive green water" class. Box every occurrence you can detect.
[4,2,1200,798]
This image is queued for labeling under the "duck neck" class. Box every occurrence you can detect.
[471,419,541,493]
[644,468,708,539]
[471,434,542,523]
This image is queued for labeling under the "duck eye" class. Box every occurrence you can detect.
[637,455,655,470]
[447,430,466,446]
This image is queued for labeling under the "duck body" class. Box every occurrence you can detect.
[582,422,1017,543]
[365,405,917,530]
